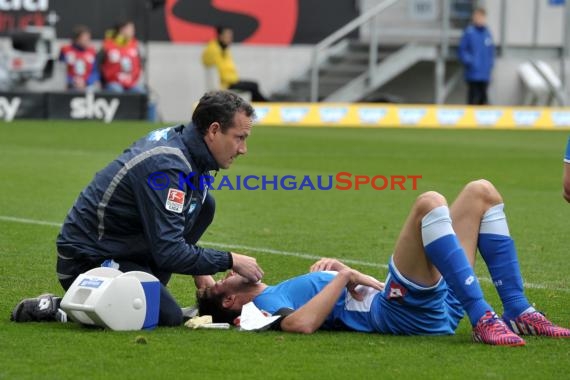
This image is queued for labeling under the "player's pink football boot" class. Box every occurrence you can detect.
[504,311,570,338]
[472,311,526,346]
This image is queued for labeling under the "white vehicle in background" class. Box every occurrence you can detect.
[0,26,57,91]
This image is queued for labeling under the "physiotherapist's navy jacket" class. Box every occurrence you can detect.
[458,25,495,82]
[56,124,232,274]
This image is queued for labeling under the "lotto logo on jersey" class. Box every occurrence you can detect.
[387,282,407,304]
[165,188,185,213]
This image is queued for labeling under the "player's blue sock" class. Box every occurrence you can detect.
[478,204,533,320]
[421,205,492,326]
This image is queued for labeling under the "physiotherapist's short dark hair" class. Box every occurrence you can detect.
[192,91,255,135]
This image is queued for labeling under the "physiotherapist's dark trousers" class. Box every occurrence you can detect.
[229,80,268,102]
[467,81,489,105]
[57,193,216,327]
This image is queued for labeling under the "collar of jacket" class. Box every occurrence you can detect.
[181,123,220,173]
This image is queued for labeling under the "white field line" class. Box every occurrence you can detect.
[1,215,569,293]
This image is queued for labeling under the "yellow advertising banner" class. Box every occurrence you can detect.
[252,103,570,129]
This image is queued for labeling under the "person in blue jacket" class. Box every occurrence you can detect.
[11,91,264,326]
[458,7,495,105]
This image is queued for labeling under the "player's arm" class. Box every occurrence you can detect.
[310,258,384,285]
[310,258,351,272]
[279,269,384,334]
[563,137,570,202]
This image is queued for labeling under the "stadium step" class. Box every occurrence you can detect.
[271,38,457,103]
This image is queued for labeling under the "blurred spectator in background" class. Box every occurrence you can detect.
[458,7,495,105]
[99,20,144,93]
[59,25,99,91]
[202,26,267,101]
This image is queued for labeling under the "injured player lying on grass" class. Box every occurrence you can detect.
[197,180,570,346]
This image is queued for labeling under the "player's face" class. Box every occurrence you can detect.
[205,111,252,169]
[211,271,250,297]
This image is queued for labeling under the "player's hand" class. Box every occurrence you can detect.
[340,269,384,301]
[231,252,264,283]
[310,258,350,272]
[193,275,215,289]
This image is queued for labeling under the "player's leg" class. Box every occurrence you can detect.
[393,191,492,325]
[391,190,524,345]
[392,190,492,322]
[452,180,570,337]
[450,179,531,317]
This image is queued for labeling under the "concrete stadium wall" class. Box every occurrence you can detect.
[146,43,312,122]
[375,58,567,106]
[145,43,566,118]
[486,0,565,47]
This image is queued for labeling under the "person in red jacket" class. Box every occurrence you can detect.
[99,20,144,93]
[59,25,99,90]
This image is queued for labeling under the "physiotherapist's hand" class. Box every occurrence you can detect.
[310,258,350,272]
[230,252,264,283]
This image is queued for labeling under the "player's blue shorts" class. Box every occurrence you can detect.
[369,256,464,335]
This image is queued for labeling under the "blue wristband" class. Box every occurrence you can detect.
[565,136,570,162]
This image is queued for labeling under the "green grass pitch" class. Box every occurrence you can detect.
[1,121,570,379]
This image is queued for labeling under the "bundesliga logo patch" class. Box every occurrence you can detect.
[165,188,185,213]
